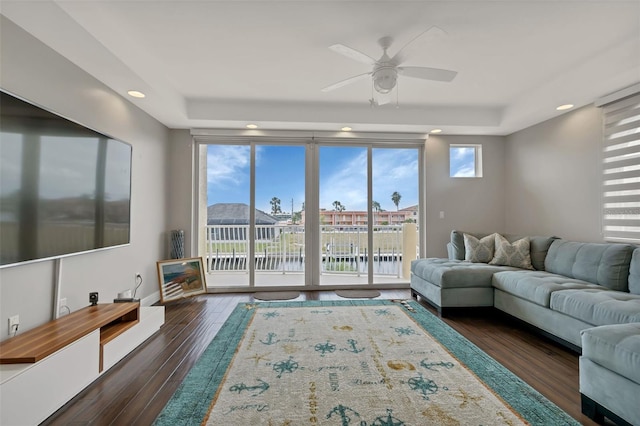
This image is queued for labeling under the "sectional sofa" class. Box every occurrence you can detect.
[410,230,640,426]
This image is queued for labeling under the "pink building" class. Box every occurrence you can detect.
[301,205,417,226]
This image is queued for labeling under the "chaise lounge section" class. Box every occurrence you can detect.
[410,230,640,425]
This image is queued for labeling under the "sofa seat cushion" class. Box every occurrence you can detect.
[411,258,516,289]
[492,270,602,307]
[581,323,640,385]
[551,289,640,326]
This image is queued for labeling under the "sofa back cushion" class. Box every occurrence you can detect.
[629,247,640,295]
[449,230,556,270]
[544,240,634,291]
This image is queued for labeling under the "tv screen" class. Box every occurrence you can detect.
[0,90,132,267]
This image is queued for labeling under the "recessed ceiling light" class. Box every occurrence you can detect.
[341,126,352,132]
[556,104,574,111]
[246,124,258,129]
[127,90,145,98]
[430,129,442,134]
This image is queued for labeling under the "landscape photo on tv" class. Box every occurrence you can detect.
[0,90,132,267]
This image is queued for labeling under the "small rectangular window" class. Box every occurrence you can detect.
[450,144,482,178]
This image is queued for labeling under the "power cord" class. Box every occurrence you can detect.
[11,324,19,337]
[59,305,71,316]
[133,274,143,299]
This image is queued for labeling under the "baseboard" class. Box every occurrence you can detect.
[141,291,161,307]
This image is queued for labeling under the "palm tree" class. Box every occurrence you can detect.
[270,197,281,214]
[391,191,402,211]
[372,200,381,226]
[332,201,345,212]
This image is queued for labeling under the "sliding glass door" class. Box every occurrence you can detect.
[198,135,422,289]
[371,147,419,284]
[254,145,306,287]
[204,144,251,287]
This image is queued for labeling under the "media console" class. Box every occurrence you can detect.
[0,302,164,425]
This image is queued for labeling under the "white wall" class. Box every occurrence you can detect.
[0,17,170,341]
[425,135,507,258]
[504,105,602,242]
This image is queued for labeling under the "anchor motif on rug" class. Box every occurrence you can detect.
[420,359,455,371]
[310,309,333,315]
[369,409,405,426]
[341,339,365,354]
[260,332,280,345]
[229,379,270,396]
[326,405,405,426]
[326,404,360,425]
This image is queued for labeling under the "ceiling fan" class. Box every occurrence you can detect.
[321,26,457,105]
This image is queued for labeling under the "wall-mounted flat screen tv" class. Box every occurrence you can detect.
[0,90,132,268]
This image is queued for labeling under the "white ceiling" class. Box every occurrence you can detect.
[2,0,640,135]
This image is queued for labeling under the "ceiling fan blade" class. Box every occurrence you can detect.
[329,44,377,66]
[321,72,371,92]
[398,66,457,82]
[390,25,447,65]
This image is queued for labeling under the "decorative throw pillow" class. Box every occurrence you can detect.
[489,234,534,270]
[463,233,496,263]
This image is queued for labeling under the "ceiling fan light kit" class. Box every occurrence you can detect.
[372,66,397,94]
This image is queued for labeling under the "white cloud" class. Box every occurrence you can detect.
[207,145,250,189]
[372,150,418,209]
[450,146,476,177]
[320,150,368,211]
[453,165,476,177]
[320,149,419,211]
[452,146,474,160]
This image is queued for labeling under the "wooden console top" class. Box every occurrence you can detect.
[0,303,139,364]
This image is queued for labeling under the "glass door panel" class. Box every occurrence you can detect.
[372,147,419,284]
[319,146,369,286]
[205,144,250,287]
[255,145,306,287]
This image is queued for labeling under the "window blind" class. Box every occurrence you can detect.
[602,92,640,243]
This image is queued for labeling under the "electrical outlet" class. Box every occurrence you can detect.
[135,272,141,283]
[60,298,67,307]
[8,315,19,334]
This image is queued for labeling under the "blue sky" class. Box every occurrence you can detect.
[207,145,419,214]
[450,146,476,177]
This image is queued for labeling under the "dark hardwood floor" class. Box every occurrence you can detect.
[42,289,601,425]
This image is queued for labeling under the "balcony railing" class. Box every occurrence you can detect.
[203,224,417,277]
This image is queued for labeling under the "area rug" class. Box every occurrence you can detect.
[154,300,579,426]
[335,289,381,298]
[252,291,300,301]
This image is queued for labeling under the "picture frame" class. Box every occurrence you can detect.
[156,257,206,303]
